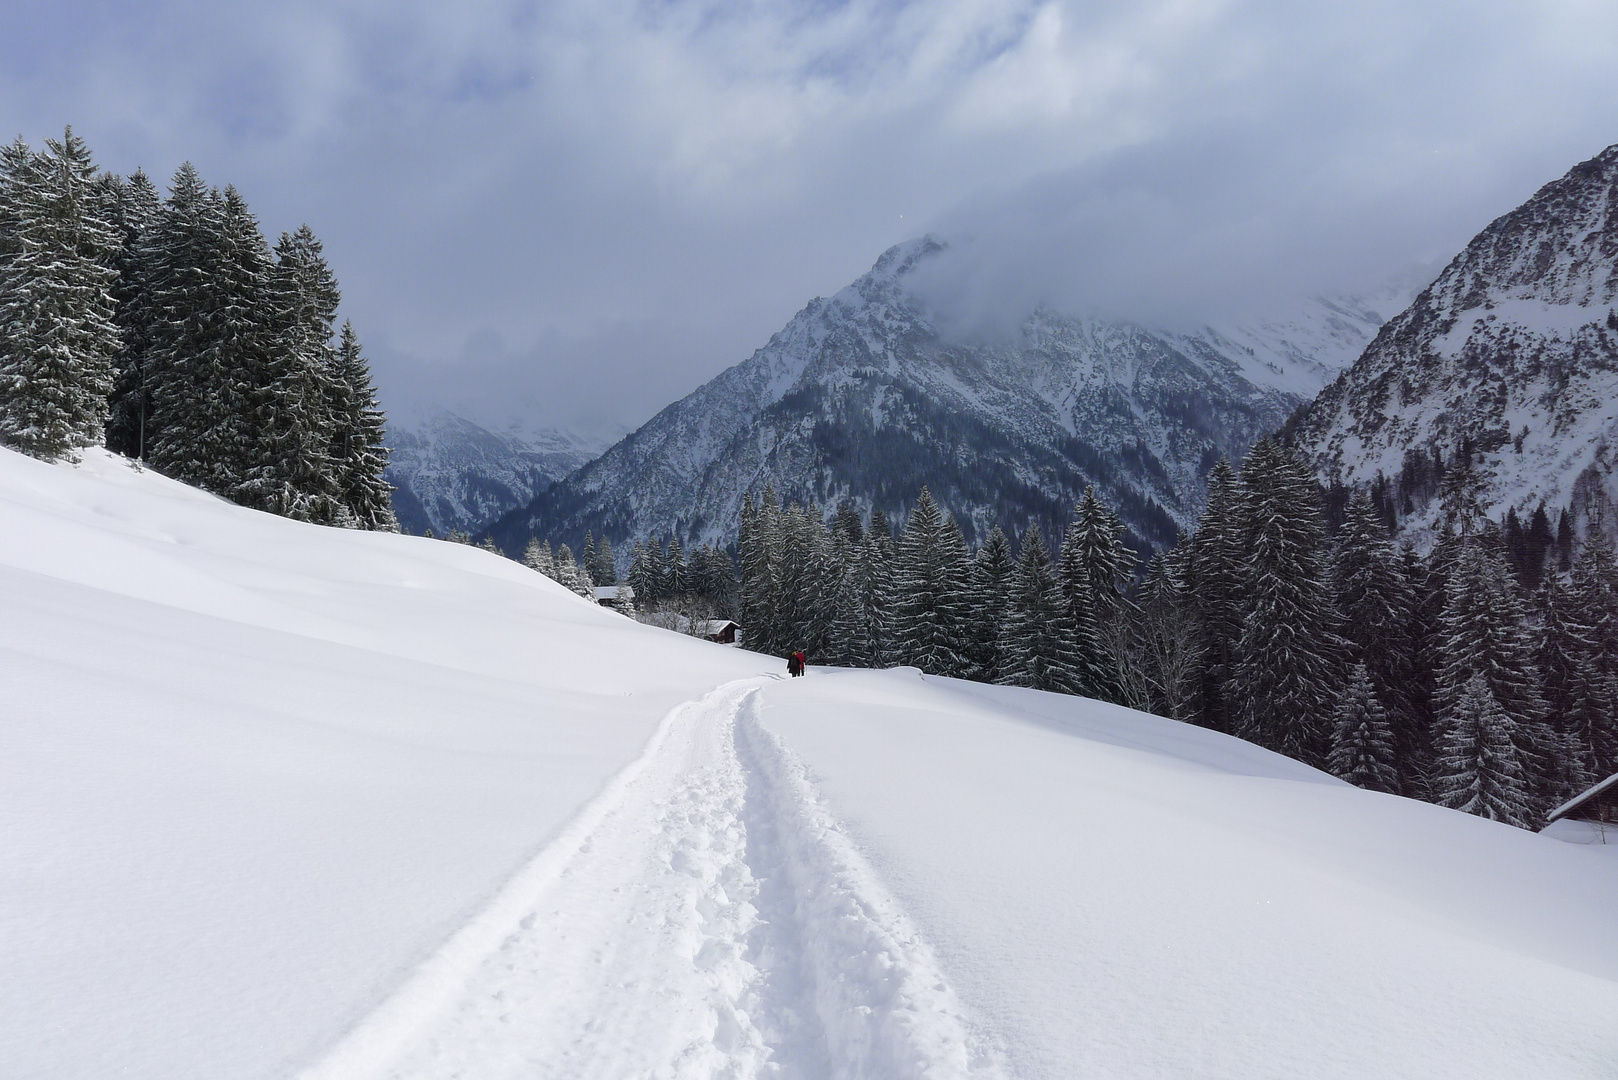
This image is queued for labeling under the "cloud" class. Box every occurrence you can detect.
[2,0,1616,436]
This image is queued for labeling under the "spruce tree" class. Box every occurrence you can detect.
[326,322,395,529]
[832,501,864,545]
[1136,544,1203,721]
[1333,491,1421,789]
[1436,542,1556,817]
[1536,571,1595,798]
[1000,523,1084,693]
[104,168,163,458]
[891,488,972,676]
[523,537,554,577]
[739,488,784,655]
[1553,534,1618,784]
[1056,487,1134,701]
[1431,672,1534,828]
[665,536,687,602]
[627,540,658,608]
[1328,663,1400,793]
[865,507,898,665]
[0,129,122,460]
[827,532,874,667]
[1230,439,1345,766]
[240,222,341,519]
[967,526,1016,683]
[1185,459,1244,732]
[144,167,239,492]
[775,504,830,658]
[594,536,617,586]
[553,543,595,599]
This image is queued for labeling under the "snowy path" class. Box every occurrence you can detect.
[299,678,1002,1080]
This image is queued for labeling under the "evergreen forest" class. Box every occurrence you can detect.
[0,127,394,529]
[537,436,1618,832]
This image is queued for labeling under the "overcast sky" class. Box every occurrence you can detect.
[3,0,1616,441]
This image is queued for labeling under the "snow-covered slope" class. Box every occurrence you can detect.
[383,406,600,536]
[1289,144,1618,536]
[5,445,1615,1078]
[490,239,1412,555]
[0,446,769,1079]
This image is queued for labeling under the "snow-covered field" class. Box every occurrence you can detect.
[3,447,1617,1079]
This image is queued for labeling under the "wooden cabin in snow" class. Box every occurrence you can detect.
[1546,773,1618,825]
[593,585,633,608]
[1541,772,1618,846]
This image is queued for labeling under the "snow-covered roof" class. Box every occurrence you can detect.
[594,585,632,601]
[1545,771,1618,824]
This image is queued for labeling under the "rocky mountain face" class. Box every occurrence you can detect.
[385,407,599,536]
[1287,145,1618,541]
[487,238,1411,556]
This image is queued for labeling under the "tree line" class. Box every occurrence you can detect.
[725,437,1617,831]
[0,127,394,529]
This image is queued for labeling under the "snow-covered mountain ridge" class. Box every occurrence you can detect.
[1288,144,1618,536]
[490,238,1413,554]
[384,406,600,536]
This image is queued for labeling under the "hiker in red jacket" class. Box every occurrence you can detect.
[792,649,807,676]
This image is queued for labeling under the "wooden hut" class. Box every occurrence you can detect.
[1545,772,1618,826]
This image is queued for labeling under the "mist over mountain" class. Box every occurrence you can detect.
[384,406,604,536]
[487,238,1416,557]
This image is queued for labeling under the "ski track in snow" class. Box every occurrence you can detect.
[298,677,1002,1080]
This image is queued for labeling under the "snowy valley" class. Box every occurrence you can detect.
[3,445,1615,1079]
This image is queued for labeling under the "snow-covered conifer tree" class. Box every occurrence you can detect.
[1436,542,1555,816]
[999,523,1084,694]
[104,168,163,459]
[1056,487,1133,702]
[627,540,658,607]
[1185,459,1244,732]
[144,168,240,493]
[967,525,1015,683]
[1431,672,1534,828]
[775,504,830,657]
[1333,491,1421,788]
[891,488,972,676]
[832,501,864,545]
[665,536,687,601]
[1230,438,1344,766]
[865,507,898,664]
[593,536,616,586]
[523,537,555,577]
[1328,663,1400,793]
[326,321,395,529]
[553,543,595,600]
[0,129,122,460]
[239,222,341,520]
[1136,544,1202,721]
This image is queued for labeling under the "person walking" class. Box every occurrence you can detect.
[786,651,801,677]
[793,649,807,677]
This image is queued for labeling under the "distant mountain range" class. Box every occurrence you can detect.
[484,238,1414,556]
[1288,144,1618,542]
[384,407,601,536]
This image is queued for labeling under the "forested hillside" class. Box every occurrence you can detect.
[0,127,393,528]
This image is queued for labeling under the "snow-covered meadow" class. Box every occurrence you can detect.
[3,446,1616,1079]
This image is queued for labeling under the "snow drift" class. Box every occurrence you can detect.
[3,445,1616,1079]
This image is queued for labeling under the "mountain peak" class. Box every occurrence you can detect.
[1289,143,1618,543]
